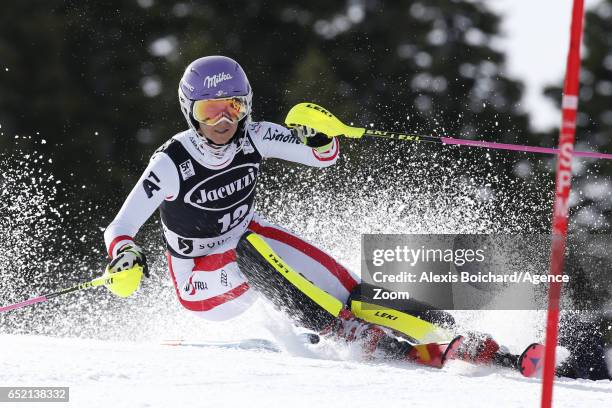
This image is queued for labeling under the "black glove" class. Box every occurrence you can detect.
[107,244,149,278]
[291,125,334,152]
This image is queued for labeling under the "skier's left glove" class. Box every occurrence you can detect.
[106,244,149,278]
[291,125,334,153]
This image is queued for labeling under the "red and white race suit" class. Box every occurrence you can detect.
[104,122,358,320]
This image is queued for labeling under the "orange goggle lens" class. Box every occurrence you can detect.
[192,97,248,125]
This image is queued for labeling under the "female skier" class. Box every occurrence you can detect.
[104,55,492,368]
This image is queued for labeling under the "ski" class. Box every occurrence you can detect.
[489,343,545,377]
[443,330,547,377]
[161,333,320,353]
[440,335,465,366]
[517,343,545,377]
[161,335,543,377]
[162,338,281,352]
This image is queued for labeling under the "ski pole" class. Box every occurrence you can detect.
[285,102,612,160]
[0,266,143,313]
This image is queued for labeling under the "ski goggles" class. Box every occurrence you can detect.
[192,96,249,126]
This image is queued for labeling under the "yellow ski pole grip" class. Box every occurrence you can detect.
[285,102,365,138]
[103,265,144,298]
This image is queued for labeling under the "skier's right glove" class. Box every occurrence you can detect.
[107,244,149,278]
[291,125,334,153]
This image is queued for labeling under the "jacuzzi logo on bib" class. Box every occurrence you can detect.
[185,164,258,211]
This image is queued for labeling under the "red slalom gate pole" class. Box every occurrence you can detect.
[541,1,585,407]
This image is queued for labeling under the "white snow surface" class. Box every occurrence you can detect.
[1,332,611,408]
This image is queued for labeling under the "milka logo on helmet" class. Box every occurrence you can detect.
[185,164,259,211]
[181,79,195,92]
[203,72,233,88]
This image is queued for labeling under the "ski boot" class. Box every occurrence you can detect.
[453,331,500,364]
[322,308,462,368]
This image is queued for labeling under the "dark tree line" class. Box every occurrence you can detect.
[0,0,611,379]
[1,0,531,190]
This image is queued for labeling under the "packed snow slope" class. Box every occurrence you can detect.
[1,332,611,408]
[2,138,611,407]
